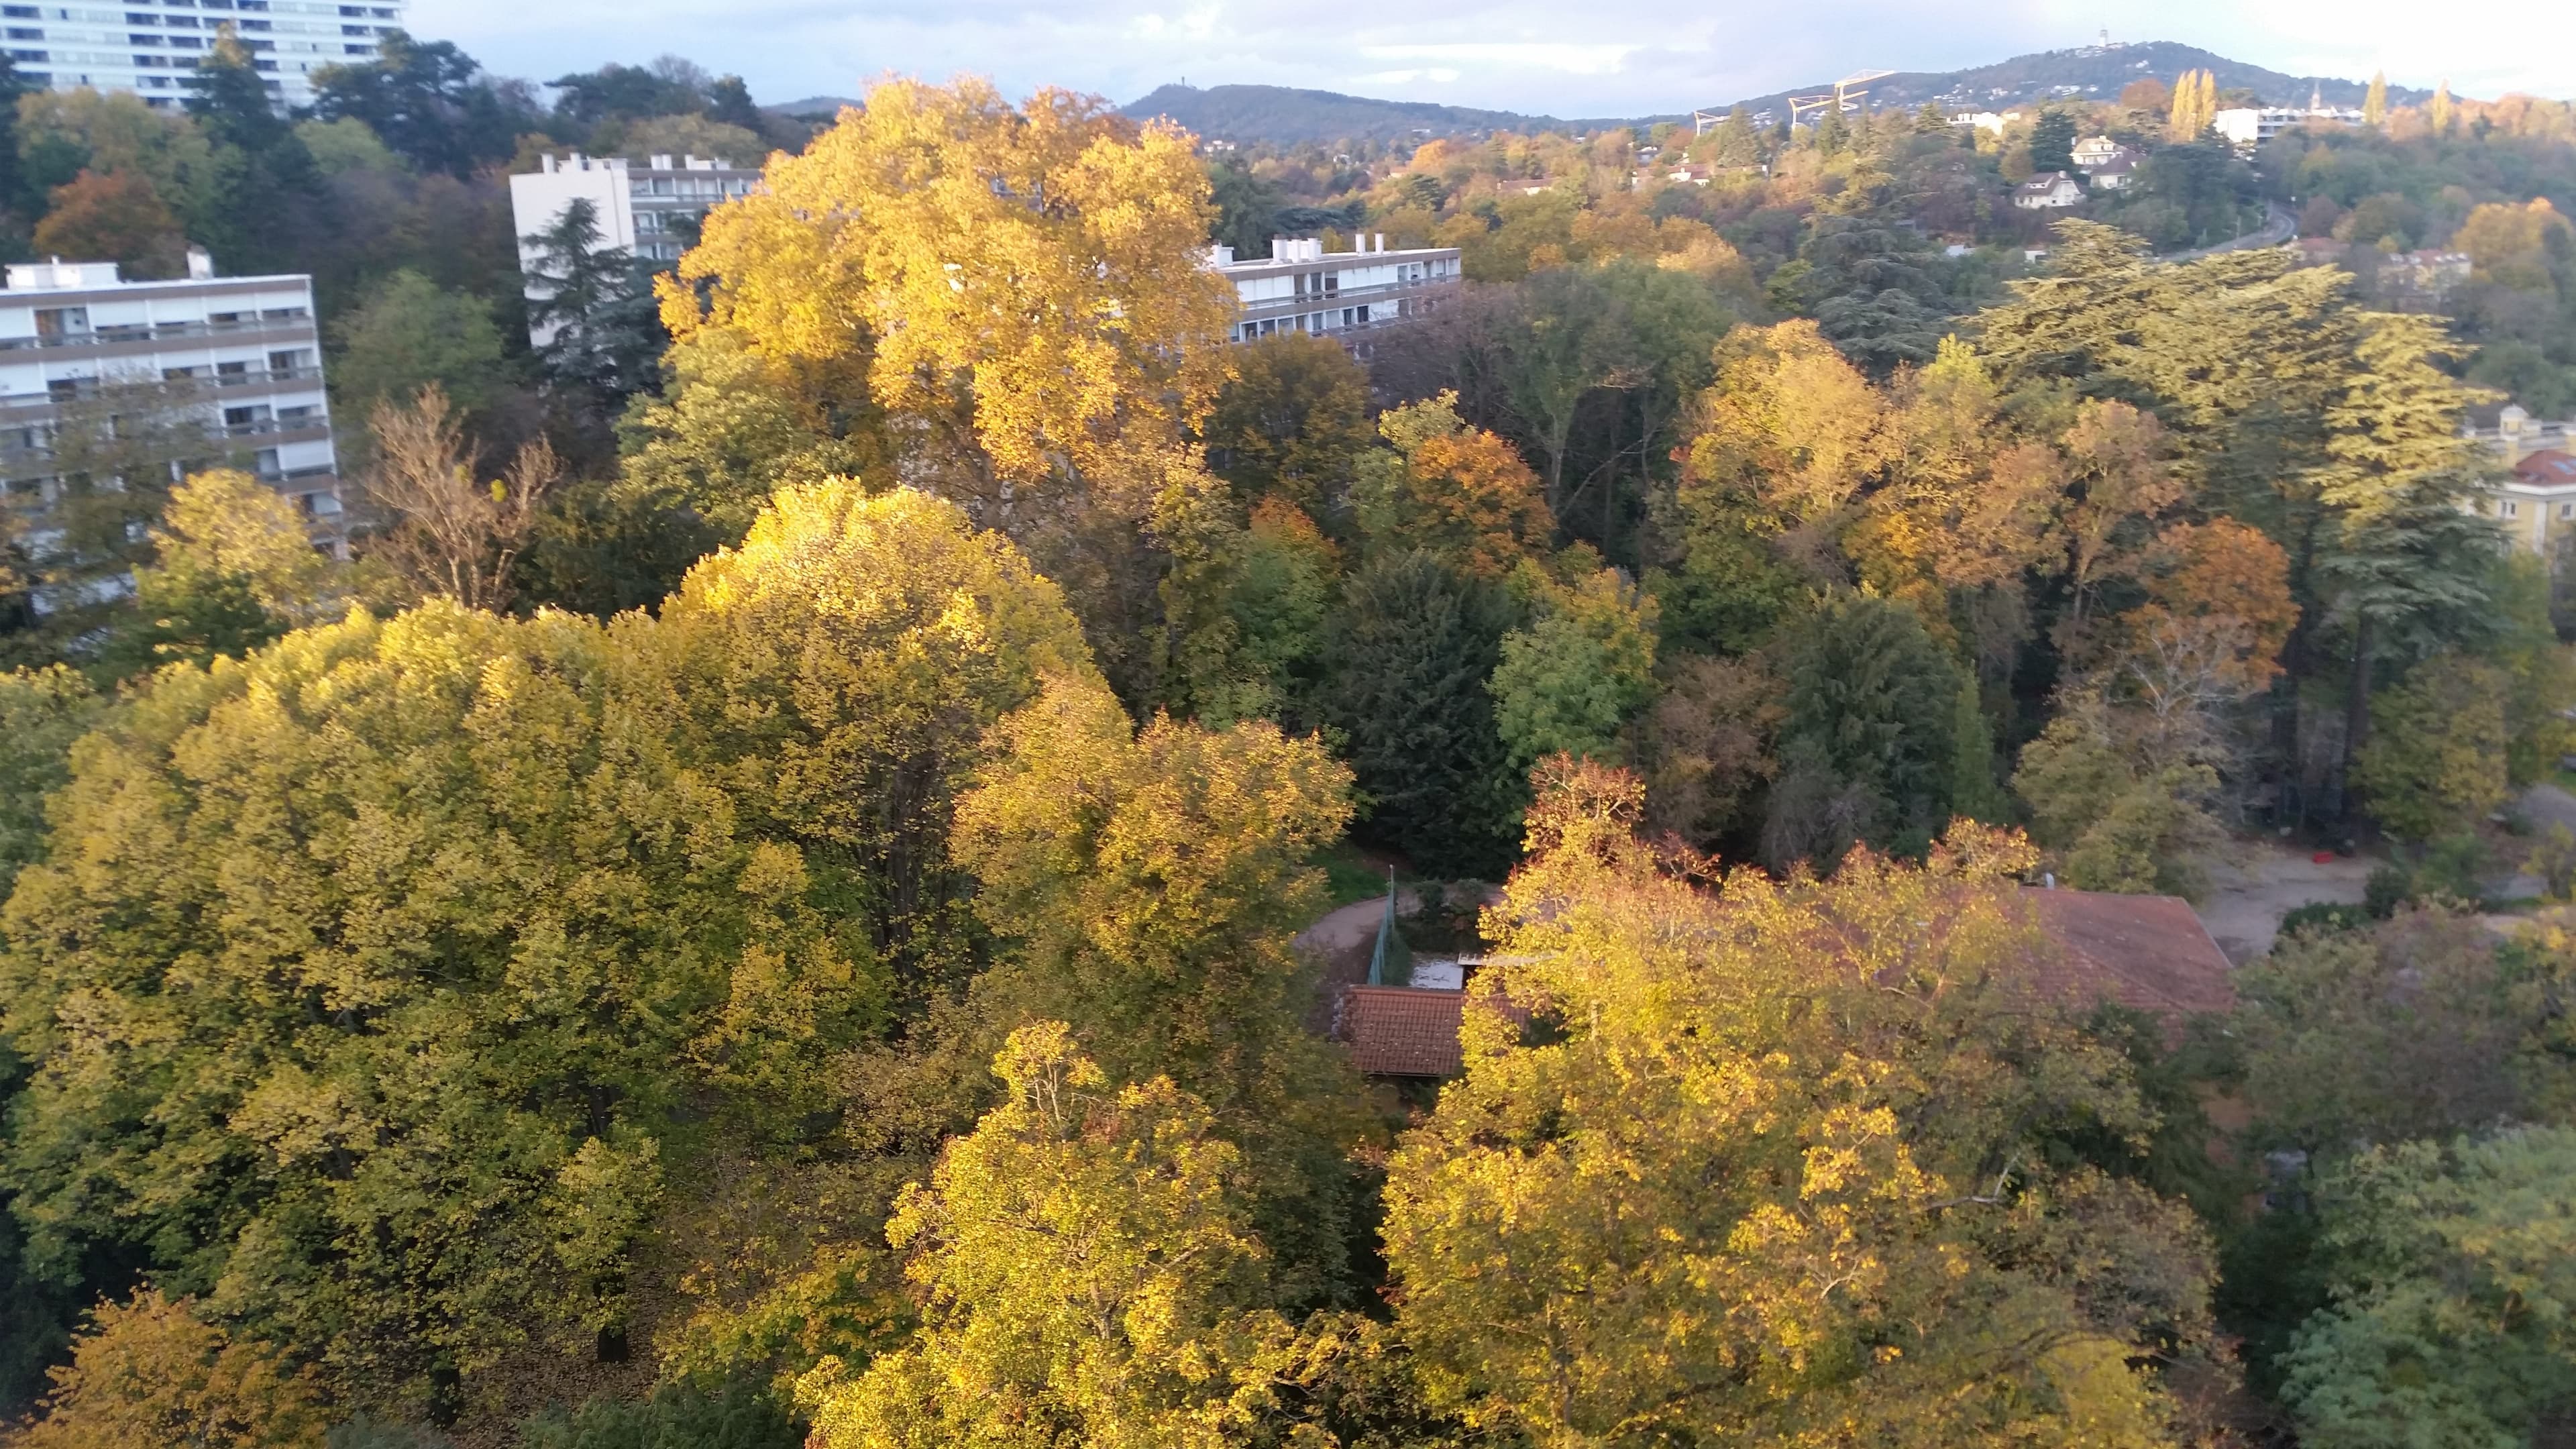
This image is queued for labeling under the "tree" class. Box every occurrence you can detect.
[327,270,510,422]
[1199,332,1373,519]
[0,482,1097,1407]
[2011,693,2223,897]
[32,168,184,276]
[1386,774,2220,1448]
[2353,653,2509,842]
[2363,71,2389,128]
[182,30,325,276]
[950,679,1362,1294]
[1351,392,1555,578]
[2029,108,2077,176]
[1640,652,1782,847]
[2430,80,2455,138]
[801,1025,1294,1449]
[0,665,100,898]
[2230,907,2572,1158]
[1680,319,1889,533]
[1322,550,1518,876]
[2486,551,2576,786]
[103,469,343,674]
[667,77,1232,506]
[1766,593,1962,869]
[1487,564,1658,769]
[362,386,559,613]
[2282,1127,2576,1449]
[308,32,536,177]
[1205,160,1285,256]
[520,196,663,402]
[12,1289,327,1448]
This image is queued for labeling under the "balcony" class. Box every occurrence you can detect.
[0,315,315,352]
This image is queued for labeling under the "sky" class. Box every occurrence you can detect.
[411,0,2575,119]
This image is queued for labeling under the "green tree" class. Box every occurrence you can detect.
[2484,551,2576,786]
[101,469,343,676]
[2353,653,2510,843]
[0,665,99,900]
[521,196,663,404]
[2282,1127,2576,1449]
[1487,564,1658,769]
[327,268,510,423]
[2028,107,2078,176]
[1322,550,1518,876]
[1765,593,1961,869]
[308,32,539,178]
[183,30,325,275]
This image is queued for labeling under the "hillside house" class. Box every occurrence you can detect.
[2014,172,2085,209]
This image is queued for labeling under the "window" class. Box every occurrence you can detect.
[8,45,40,58]
[0,5,36,15]
[33,307,88,338]
[215,360,248,376]
[5,27,41,38]
[2561,502,2573,521]
[258,306,308,321]
[123,9,154,20]
[267,347,306,372]
[2503,500,2520,518]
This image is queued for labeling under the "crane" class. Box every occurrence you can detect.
[1786,68,1894,126]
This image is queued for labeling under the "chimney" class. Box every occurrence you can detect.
[1271,235,1289,261]
[1375,232,1385,252]
[650,153,674,170]
[541,152,556,174]
[185,245,213,280]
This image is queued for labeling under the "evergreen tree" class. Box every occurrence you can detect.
[308,31,536,177]
[1913,101,1947,135]
[1764,593,1962,867]
[182,31,324,274]
[2029,107,2077,175]
[703,74,765,134]
[1948,676,2010,823]
[521,196,663,402]
[1323,549,1519,876]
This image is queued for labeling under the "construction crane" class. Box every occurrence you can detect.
[1786,68,1894,126]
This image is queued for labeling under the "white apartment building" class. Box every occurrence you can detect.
[0,254,344,588]
[3,0,405,109]
[1213,235,1462,348]
[509,151,761,347]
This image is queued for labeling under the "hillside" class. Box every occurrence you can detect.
[1715,40,2435,123]
[1122,42,2438,144]
[1121,83,1621,144]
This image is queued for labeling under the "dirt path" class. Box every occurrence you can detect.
[2193,843,2377,963]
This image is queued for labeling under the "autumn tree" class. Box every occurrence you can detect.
[32,168,185,276]
[1352,392,1555,578]
[0,667,101,899]
[103,469,345,674]
[1640,652,1782,848]
[12,1289,326,1449]
[362,385,559,612]
[1385,770,2221,1448]
[800,1025,1295,1449]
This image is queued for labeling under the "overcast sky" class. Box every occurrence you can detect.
[411,0,2573,119]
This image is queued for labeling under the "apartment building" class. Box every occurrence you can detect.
[2,0,406,109]
[0,254,344,595]
[508,151,761,346]
[1213,235,1462,350]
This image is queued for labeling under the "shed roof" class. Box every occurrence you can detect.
[1337,985,1469,1077]
[2015,888,2235,1021]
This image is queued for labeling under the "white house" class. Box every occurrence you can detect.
[2,0,405,109]
[2088,153,2141,191]
[509,152,763,347]
[0,254,346,594]
[2014,172,2084,209]
[2072,134,2127,168]
[1212,235,1463,350]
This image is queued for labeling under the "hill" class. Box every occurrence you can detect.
[1713,40,2434,124]
[768,95,864,118]
[1122,43,2438,145]
[1120,83,1625,144]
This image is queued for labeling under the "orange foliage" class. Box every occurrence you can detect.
[32,169,184,278]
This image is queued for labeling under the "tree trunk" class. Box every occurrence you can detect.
[2341,611,2375,782]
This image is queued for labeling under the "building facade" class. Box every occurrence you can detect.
[509,151,761,347]
[0,256,344,601]
[3,0,405,109]
[1212,235,1462,348]
[2477,405,2576,553]
[2013,172,2084,209]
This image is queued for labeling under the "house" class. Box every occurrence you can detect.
[2087,152,2141,191]
[2014,171,2084,209]
[2072,134,2127,168]
[2469,405,2576,553]
[2377,248,2473,311]
[1332,888,2234,1078]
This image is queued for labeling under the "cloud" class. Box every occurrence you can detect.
[409,0,2575,119]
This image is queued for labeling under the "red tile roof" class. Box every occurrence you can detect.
[2015,888,2235,1022]
[2514,449,2576,486]
[1336,985,1469,1077]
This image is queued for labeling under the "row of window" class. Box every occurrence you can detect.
[2497,500,2576,521]
[5,1,282,15]
[1234,305,1375,341]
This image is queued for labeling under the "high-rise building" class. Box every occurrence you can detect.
[509,151,762,347]
[0,252,346,609]
[2,0,407,111]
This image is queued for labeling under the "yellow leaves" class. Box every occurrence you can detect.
[1690,319,1891,525]
[672,77,1232,486]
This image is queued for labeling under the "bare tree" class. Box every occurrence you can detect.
[364,386,557,613]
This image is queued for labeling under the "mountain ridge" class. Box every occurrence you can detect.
[1121,42,2445,144]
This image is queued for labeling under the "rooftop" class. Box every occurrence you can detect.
[2012,888,2235,1024]
[2514,449,2576,486]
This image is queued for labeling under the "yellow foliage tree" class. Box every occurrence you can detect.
[1384,761,2220,1448]
[664,78,1234,506]
[14,1289,326,1449]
